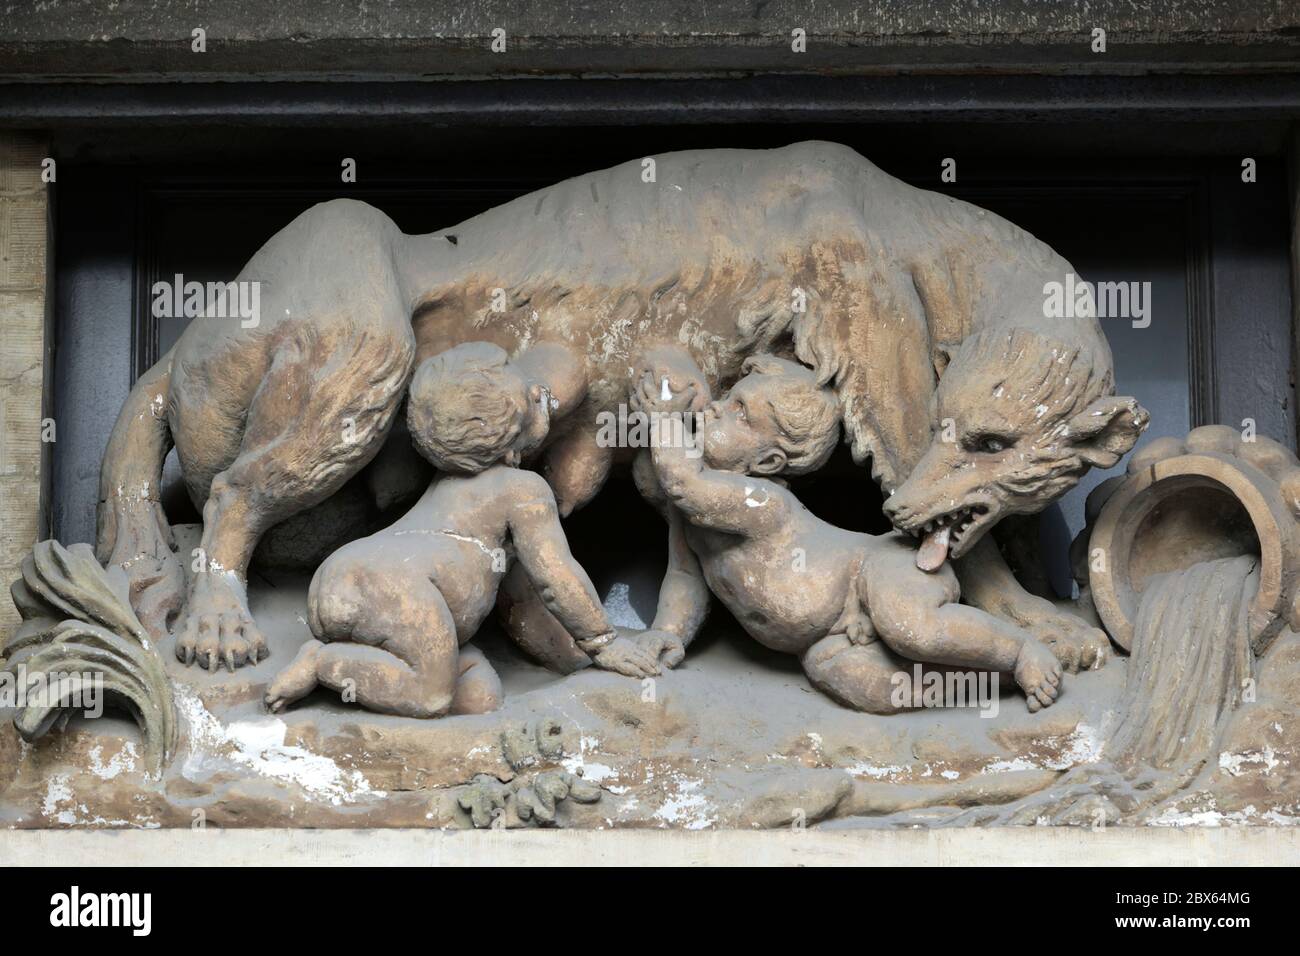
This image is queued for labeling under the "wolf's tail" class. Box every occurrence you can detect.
[96,348,176,574]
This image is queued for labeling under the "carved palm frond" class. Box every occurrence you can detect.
[5,541,175,776]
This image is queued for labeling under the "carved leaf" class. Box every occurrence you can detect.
[4,540,175,776]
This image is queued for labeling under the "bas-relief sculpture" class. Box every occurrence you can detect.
[4,141,1299,830]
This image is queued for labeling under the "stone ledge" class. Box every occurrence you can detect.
[0,827,1295,866]
[0,0,1297,79]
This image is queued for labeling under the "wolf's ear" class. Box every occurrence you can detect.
[1066,397,1149,468]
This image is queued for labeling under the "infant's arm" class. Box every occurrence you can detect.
[651,436,790,537]
[633,453,711,647]
[505,471,613,648]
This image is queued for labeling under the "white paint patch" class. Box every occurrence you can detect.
[653,775,715,829]
[1041,722,1106,771]
[561,735,619,786]
[43,774,76,825]
[846,762,906,780]
[1147,805,1256,828]
[980,757,1040,774]
[1219,747,1281,776]
[39,772,144,828]
[88,741,138,780]
[175,685,374,805]
[224,718,375,805]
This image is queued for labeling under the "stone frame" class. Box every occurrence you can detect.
[3,0,1300,862]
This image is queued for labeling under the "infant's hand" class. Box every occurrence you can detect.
[591,635,662,678]
[634,629,687,669]
[633,347,710,414]
[631,370,698,416]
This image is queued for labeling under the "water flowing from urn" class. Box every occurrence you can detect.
[916,553,1263,827]
[1106,554,1258,773]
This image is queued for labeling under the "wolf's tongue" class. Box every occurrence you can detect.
[916,525,951,572]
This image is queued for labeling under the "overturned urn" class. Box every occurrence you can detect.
[1087,424,1300,656]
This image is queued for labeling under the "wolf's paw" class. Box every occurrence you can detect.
[175,570,268,671]
[128,553,186,641]
[1023,607,1110,674]
[108,522,185,640]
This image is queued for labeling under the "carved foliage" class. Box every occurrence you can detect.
[6,540,176,776]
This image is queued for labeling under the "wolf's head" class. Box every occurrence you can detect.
[883,328,1148,569]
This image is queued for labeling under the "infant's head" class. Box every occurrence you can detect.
[701,355,840,477]
[407,342,548,473]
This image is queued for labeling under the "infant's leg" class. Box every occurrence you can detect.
[450,645,503,715]
[864,538,1062,711]
[265,551,460,718]
[802,633,932,714]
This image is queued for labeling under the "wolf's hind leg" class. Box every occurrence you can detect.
[178,322,414,671]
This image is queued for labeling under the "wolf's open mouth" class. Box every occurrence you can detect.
[913,503,992,571]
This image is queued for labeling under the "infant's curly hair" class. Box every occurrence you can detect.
[407,342,527,474]
[739,354,841,475]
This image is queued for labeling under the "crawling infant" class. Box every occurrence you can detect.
[265,342,659,718]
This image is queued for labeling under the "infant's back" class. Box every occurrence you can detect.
[351,467,529,638]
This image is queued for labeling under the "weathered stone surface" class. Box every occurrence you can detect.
[1,1,1296,79]
[10,562,1297,830]
[0,132,48,640]
[0,568,1129,830]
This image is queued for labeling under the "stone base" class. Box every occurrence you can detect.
[2,827,1298,866]
[3,560,1300,831]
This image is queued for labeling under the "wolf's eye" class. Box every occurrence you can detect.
[965,434,1010,454]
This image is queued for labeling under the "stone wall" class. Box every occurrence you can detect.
[0,132,50,636]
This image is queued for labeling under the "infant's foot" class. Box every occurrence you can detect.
[450,646,504,715]
[265,640,323,713]
[1014,639,1063,712]
[175,569,268,671]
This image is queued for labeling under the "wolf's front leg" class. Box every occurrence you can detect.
[954,537,1110,673]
